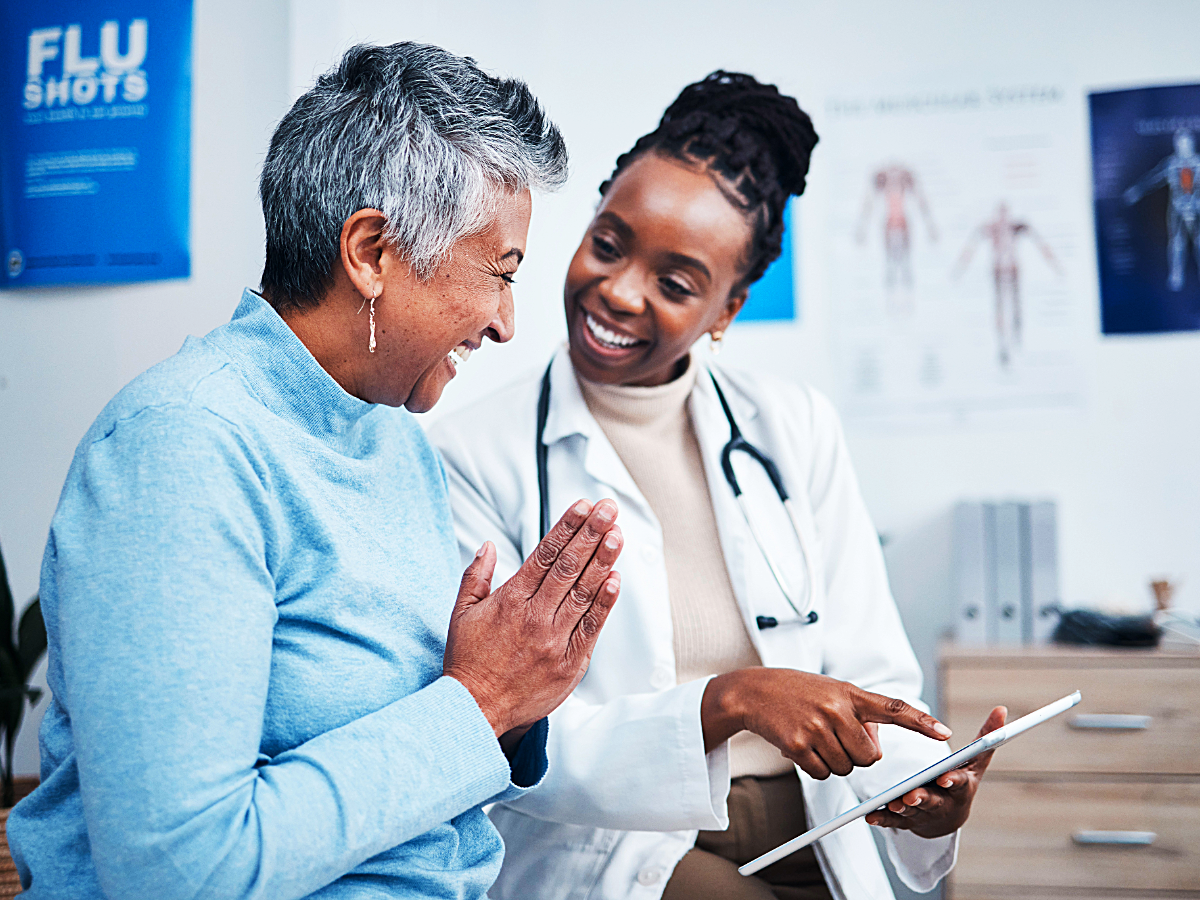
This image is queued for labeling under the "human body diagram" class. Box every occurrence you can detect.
[856,164,937,305]
[954,203,1060,367]
[1123,129,1200,292]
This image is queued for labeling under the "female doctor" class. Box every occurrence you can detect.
[430,72,1003,900]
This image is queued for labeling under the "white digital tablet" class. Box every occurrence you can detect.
[739,690,1083,877]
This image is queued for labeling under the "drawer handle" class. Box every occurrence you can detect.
[1068,714,1151,731]
[1072,830,1156,846]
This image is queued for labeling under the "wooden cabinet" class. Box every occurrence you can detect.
[940,644,1200,899]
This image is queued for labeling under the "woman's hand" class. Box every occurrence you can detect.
[865,706,1007,838]
[444,499,623,739]
[702,668,953,780]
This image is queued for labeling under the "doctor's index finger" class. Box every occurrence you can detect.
[854,689,953,742]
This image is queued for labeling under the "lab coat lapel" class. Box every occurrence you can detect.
[542,348,654,521]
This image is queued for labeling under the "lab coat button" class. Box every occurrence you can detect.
[637,867,664,886]
[641,546,656,562]
[650,667,674,690]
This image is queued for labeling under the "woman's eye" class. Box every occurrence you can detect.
[660,277,693,297]
[592,235,619,259]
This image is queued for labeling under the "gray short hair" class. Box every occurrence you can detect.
[260,42,568,311]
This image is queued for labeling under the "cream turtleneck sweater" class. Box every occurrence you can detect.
[577,357,792,779]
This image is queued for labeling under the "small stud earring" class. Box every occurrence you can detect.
[709,330,724,355]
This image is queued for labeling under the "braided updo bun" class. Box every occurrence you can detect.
[600,71,818,288]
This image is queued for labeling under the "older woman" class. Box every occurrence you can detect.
[8,43,624,900]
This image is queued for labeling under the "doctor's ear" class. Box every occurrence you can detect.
[713,289,749,335]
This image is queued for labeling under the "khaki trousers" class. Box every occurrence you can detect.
[661,773,833,900]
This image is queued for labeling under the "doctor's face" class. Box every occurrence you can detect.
[564,152,752,387]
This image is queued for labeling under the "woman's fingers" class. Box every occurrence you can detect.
[815,737,855,778]
[454,541,497,609]
[853,689,952,742]
[534,499,619,609]
[833,717,884,768]
[556,525,622,625]
[792,748,831,780]
[510,499,593,597]
[567,572,621,663]
[965,706,1008,771]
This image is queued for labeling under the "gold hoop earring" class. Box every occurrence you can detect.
[709,330,724,355]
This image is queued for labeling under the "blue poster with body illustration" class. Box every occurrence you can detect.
[740,198,797,322]
[0,1,191,289]
[1090,84,1200,334]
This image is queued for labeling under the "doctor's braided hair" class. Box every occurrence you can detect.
[600,71,818,289]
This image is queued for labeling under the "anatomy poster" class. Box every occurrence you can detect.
[823,85,1091,427]
[1090,84,1200,335]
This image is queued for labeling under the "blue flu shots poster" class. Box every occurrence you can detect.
[1090,84,1200,334]
[0,1,192,289]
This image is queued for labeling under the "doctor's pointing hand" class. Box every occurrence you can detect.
[700,668,952,781]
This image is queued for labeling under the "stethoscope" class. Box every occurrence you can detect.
[536,363,818,630]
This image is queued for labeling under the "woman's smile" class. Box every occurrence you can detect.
[564,151,753,387]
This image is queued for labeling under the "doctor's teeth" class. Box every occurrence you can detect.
[586,314,639,348]
[449,345,473,368]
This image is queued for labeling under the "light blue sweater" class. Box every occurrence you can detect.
[8,289,547,900]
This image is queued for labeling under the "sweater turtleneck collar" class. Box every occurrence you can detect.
[575,354,699,429]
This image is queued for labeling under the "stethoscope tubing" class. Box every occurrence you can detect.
[535,361,818,628]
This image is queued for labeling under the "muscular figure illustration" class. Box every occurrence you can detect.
[954,202,1060,367]
[856,164,937,298]
[1123,129,1200,291]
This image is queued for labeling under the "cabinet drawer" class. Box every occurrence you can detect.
[951,779,1200,892]
[942,665,1200,774]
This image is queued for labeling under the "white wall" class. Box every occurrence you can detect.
[286,10,1200,895]
[289,0,1200,644]
[0,0,291,774]
[3,0,1198,775]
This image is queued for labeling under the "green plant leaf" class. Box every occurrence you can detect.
[17,598,46,681]
[0,543,16,661]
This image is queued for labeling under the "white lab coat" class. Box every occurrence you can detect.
[429,348,958,900]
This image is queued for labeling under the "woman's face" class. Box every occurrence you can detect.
[378,189,532,411]
[564,152,753,387]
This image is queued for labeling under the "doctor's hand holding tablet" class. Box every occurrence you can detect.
[863,705,1007,838]
[701,668,1003,837]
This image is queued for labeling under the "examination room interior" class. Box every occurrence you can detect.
[1,1,1197,898]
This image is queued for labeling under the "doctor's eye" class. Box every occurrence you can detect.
[591,234,620,261]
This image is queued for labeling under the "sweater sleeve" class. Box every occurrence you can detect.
[802,390,957,892]
[48,405,530,900]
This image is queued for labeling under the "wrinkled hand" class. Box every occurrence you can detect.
[444,499,622,740]
[866,706,1007,838]
[704,669,953,780]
